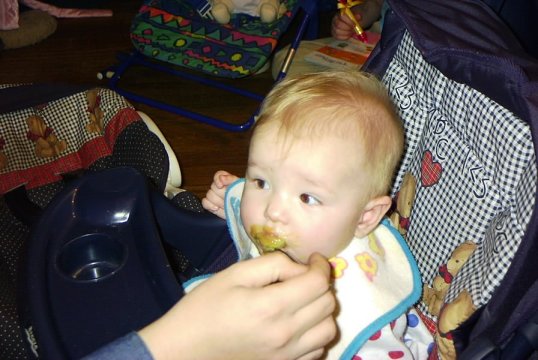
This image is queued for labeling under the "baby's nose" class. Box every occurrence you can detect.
[264,194,288,224]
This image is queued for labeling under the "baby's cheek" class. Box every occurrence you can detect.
[240,204,255,230]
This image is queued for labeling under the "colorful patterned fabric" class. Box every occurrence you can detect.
[130,0,299,78]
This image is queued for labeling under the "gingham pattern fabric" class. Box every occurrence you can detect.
[0,87,140,193]
[384,32,536,317]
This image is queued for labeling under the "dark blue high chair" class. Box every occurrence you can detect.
[104,0,319,132]
[18,167,235,359]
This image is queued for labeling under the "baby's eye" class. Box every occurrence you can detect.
[254,179,269,190]
[299,193,321,205]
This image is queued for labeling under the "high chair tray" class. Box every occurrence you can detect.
[17,167,230,359]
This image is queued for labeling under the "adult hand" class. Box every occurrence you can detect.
[139,252,337,360]
[202,170,239,219]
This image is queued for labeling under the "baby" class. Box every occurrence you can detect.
[201,71,432,359]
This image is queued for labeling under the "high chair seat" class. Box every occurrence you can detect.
[363,0,538,358]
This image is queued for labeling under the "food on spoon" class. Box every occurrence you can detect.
[250,225,287,253]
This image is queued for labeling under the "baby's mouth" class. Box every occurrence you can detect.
[249,225,287,254]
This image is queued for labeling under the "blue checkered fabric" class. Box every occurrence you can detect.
[384,32,536,317]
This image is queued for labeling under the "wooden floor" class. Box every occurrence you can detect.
[1,1,332,199]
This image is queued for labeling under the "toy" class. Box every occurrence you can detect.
[436,289,476,360]
[390,172,417,237]
[337,0,367,43]
[210,0,286,24]
[423,241,477,317]
[26,115,67,158]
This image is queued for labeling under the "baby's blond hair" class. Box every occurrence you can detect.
[254,70,404,200]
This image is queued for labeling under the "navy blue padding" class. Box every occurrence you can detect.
[363,0,538,356]
[0,84,90,114]
[364,0,538,126]
[150,188,235,272]
[18,167,233,359]
[482,0,538,58]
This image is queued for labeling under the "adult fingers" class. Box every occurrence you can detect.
[292,285,336,334]
[223,252,308,289]
[296,348,326,360]
[263,253,333,314]
[294,316,337,360]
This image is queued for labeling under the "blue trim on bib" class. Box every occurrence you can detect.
[224,178,252,260]
[182,273,213,291]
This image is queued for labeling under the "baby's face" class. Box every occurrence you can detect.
[240,123,367,264]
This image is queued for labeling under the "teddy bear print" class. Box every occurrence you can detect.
[86,89,105,134]
[422,241,477,317]
[436,289,476,360]
[390,172,417,237]
[0,137,8,170]
[26,115,67,158]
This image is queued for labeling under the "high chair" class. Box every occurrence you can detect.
[361,0,538,358]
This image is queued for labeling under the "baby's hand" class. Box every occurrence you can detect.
[331,9,362,40]
[202,170,239,219]
[331,0,382,40]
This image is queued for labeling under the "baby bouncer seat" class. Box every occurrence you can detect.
[105,0,318,131]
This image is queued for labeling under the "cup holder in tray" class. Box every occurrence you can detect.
[56,233,126,281]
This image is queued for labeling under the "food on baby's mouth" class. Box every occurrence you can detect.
[250,225,287,253]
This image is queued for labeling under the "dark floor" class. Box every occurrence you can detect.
[1,0,333,198]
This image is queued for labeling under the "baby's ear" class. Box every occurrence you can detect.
[355,196,392,238]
